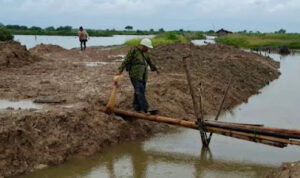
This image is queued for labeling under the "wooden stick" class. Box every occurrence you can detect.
[204,120,300,139]
[33,99,66,104]
[210,128,287,148]
[198,83,204,121]
[214,77,233,121]
[105,75,123,113]
[208,77,233,145]
[182,55,208,146]
[207,126,291,147]
[210,120,264,127]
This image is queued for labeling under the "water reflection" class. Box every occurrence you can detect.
[17,134,274,178]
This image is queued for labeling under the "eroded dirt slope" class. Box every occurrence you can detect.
[0,41,40,68]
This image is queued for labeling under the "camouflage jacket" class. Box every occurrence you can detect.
[118,47,158,82]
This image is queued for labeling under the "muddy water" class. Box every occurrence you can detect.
[0,100,42,110]
[17,52,300,178]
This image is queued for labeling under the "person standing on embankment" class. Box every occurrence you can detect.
[118,38,159,114]
[78,26,89,51]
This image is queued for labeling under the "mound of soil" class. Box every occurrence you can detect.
[0,41,40,68]
[0,104,165,177]
[266,161,300,178]
[148,43,280,114]
[0,43,281,177]
[29,44,66,54]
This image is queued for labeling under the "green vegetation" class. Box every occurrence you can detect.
[216,33,300,49]
[1,24,212,41]
[3,24,163,37]
[0,27,14,41]
[125,32,205,47]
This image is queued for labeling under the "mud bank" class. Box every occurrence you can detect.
[266,161,300,178]
[0,41,40,68]
[0,42,280,177]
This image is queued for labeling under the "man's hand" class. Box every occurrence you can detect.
[117,71,123,75]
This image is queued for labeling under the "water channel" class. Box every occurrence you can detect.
[14,38,300,178]
[14,35,154,49]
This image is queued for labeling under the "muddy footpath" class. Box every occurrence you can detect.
[0,40,295,177]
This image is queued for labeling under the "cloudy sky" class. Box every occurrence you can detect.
[0,0,299,32]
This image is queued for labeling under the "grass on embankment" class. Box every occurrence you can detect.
[125,32,205,47]
[216,33,300,49]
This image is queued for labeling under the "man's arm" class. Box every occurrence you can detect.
[145,55,158,72]
[85,31,89,40]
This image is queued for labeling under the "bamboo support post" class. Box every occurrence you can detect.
[182,55,208,146]
[208,77,233,145]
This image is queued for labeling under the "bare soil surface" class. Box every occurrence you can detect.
[266,161,300,178]
[0,42,280,177]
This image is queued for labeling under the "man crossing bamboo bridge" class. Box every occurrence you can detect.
[117,38,159,114]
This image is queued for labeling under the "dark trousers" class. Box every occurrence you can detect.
[80,40,87,50]
[130,78,149,112]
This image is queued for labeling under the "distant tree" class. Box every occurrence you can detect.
[149,29,154,32]
[0,22,4,27]
[125,25,133,31]
[275,28,286,34]
[256,31,261,34]
[179,29,184,32]
[45,26,55,31]
[158,28,165,32]
[136,30,144,34]
[19,26,28,30]
[0,27,14,41]
[56,26,72,31]
[6,25,22,30]
[207,30,215,34]
[30,26,42,31]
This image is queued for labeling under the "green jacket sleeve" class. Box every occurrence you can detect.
[145,55,158,71]
[118,49,134,72]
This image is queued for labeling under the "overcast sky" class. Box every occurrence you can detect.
[0,0,299,32]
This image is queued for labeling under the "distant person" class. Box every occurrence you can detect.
[78,26,89,51]
[118,38,159,114]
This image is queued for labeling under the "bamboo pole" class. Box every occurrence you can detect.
[204,120,300,139]
[207,77,233,145]
[105,75,123,113]
[99,107,300,147]
[182,55,208,147]
[198,83,204,121]
[210,120,264,127]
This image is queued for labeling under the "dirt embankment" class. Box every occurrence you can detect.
[0,41,40,68]
[0,42,280,177]
[266,161,300,178]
